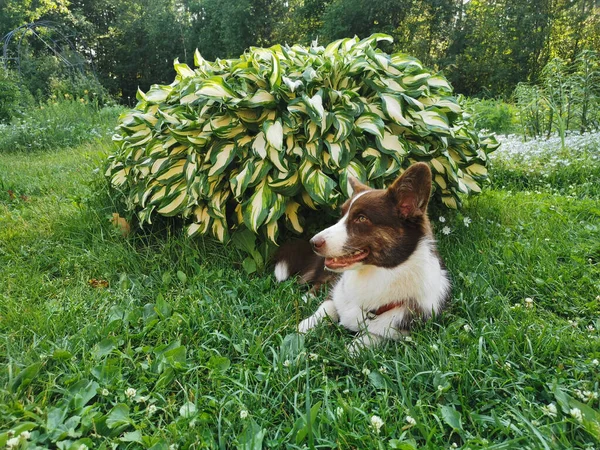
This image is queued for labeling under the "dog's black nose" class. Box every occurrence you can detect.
[311,236,325,250]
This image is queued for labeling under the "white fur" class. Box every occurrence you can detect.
[311,191,369,258]
[274,261,289,282]
[298,238,450,352]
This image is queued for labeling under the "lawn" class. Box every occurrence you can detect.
[1,124,599,448]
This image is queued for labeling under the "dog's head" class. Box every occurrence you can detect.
[311,162,432,272]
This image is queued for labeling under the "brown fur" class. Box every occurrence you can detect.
[275,163,439,292]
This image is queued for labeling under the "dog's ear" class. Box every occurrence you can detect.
[348,176,370,196]
[388,163,432,218]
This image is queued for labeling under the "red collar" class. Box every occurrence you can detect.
[370,300,405,316]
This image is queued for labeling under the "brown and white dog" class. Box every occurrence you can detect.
[274,163,451,352]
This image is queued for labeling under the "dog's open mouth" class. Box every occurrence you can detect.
[324,248,369,270]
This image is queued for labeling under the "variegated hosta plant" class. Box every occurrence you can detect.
[106,33,498,245]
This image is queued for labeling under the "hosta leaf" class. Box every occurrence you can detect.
[211,218,228,242]
[428,76,452,91]
[442,195,458,209]
[413,110,450,133]
[380,94,412,127]
[208,142,236,177]
[302,165,336,205]
[402,72,430,88]
[283,76,303,92]
[174,60,195,78]
[265,218,279,243]
[376,131,407,158]
[266,192,287,223]
[268,145,288,172]
[198,78,236,100]
[466,163,488,177]
[332,112,354,141]
[269,52,282,88]
[284,201,304,233]
[268,170,301,196]
[230,160,254,199]
[157,188,187,216]
[338,161,367,197]
[461,173,482,193]
[243,180,275,232]
[264,120,284,151]
[145,85,172,103]
[355,113,384,139]
[242,90,276,107]
[252,132,268,159]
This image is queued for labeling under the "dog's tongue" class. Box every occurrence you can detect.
[325,250,368,269]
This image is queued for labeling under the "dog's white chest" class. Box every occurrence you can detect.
[331,240,448,331]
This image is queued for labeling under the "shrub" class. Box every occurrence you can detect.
[49,73,114,107]
[0,68,33,123]
[105,34,498,246]
[466,98,518,135]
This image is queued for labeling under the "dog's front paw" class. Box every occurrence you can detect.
[347,333,383,356]
[298,317,315,334]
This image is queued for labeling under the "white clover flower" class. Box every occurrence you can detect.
[542,403,557,417]
[370,415,384,433]
[308,353,319,361]
[283,359,291,367]
[405,415,417,426]
[442,226,451,235]
[439,216,446,223]
[568,320,578,327]
[240,410,249,419]
[6,437,20,449]
[463,217,472,227]
[570,407,583,423]
[587,325,595,332]
[342,389,350,394]
[430,343,439,351]
[404,336,413,342]
[451,443,458,449]
[169,445,178,450]
[125,387,137,399]
[101,388,109,396]
[525,297,534,308]
[148,404,158,416]
[592,359,599,366]
[19,431,31,440]
[379,366,388,374]
[463,324,472,332]
[362,368,371,376]
[336,406,344,418]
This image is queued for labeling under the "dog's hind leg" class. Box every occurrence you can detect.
[298,300,339,333]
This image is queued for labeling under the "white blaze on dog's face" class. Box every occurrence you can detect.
[310,163,433,272]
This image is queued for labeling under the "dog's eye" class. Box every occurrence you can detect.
[355,214,369,223]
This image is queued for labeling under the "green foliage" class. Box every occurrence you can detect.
[0,101,124,153]
[1,132,599,448]
[466,98,518,135]
[106,35,498,246]
[2,0,600,101]
[48,73,114,107]
[0,68,34,123]
[513,50,600,143]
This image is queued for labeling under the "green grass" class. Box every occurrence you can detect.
[1,130,599,449]
[0,101,124,153]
